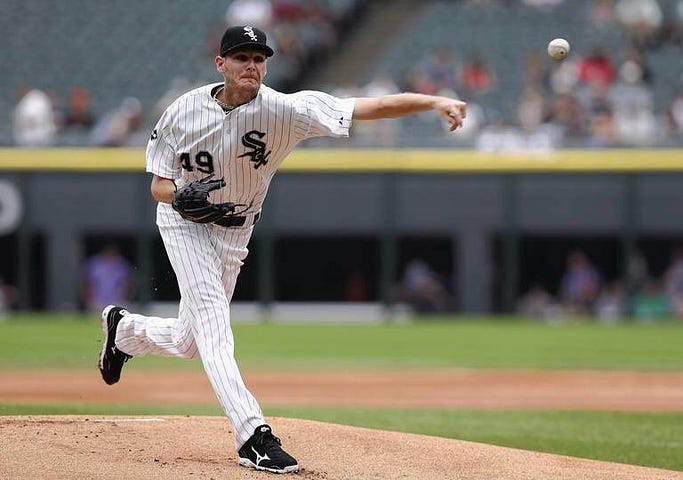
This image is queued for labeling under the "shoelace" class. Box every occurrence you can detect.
[257,431,283,449]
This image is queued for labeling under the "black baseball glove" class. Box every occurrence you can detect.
[172,174,237,223]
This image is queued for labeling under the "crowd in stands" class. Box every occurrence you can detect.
[10,0,364,148]
[392,245,683,321]
[80,243,134,313]
[333,0,683,149]
[8,0,683,149]
[394,259,456,314]
[12,85,147,148]
[517,247,683,322]
[209,0,364,89]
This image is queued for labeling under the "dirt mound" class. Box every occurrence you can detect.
[1,416,681,480]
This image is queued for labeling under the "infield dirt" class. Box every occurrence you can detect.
[2,415,683,480]
[2,369,683,479]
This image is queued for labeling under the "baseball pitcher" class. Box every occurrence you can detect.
[98,24,466,474]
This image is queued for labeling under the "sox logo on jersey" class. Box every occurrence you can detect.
[238,130,271,169]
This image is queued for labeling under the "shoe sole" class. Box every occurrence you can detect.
[238,458,299,474]
[98,304,117,373]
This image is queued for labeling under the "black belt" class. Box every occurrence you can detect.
[214,211,260,228]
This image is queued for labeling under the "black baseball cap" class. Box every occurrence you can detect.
[220,25,274,57]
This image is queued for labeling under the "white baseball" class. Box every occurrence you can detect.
[547,38,570,60]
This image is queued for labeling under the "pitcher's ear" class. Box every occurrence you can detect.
[215,56,225,73]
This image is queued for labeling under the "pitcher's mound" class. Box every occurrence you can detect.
[1,415,680,480]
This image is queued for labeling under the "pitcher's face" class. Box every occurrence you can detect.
[216,48,267,96]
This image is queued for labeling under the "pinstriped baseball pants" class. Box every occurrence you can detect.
[115,218,264,449]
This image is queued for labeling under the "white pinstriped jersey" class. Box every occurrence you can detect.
[145,83,354,224]
[131,83,355,448]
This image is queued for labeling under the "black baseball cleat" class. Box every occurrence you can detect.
[98,305,132,385]
[238,424,299,474]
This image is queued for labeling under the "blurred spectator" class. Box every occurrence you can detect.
[559,250,602,315]
[266,1,358,88]
[586,110,617,147]
[344,269,369,302]
[666,87,683,138]
[458,53,496,96]
[272,0,307,22]
[517,284,553,318]
[396,259,452,313]
[576,79,616,146]
[270,23,307,84]
[608,58,653,112]
[225,0,274,29]
[589,0,617,28]
[476,111,557,153]
[416,46,460,93]
[301,2,339,53]
[547,92,587,140]
[594,281,625,322]
[89,97,143,147]
[577,78,611,116]
[548,57,579,95]
[626,249,649,296]
[615,0,663,48]
[476,115,525,152]
[618,44,653,85]
[523,51,550,91]
[576,46,617,87]
[517,86,546,131]
[81,243,134,312]
[63,87,95,130]
[655,17,683,48]
[609,59,658,146]
[12,88,57,147]
[404,66,440,96]
[205,20,229,60]
[664,248,683,318]
[632,277,670,321]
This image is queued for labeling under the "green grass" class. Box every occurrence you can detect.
[2,403,681,472]
[1,314,683,370]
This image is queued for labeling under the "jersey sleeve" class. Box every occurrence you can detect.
[294,91,355,139]
[145,109,180,179]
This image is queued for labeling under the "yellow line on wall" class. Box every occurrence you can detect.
[1,148,682,172]
[0,148,144,171]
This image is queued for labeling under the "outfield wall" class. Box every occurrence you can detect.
[2,148,683,312]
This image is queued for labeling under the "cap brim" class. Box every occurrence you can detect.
[221,42,274,57]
